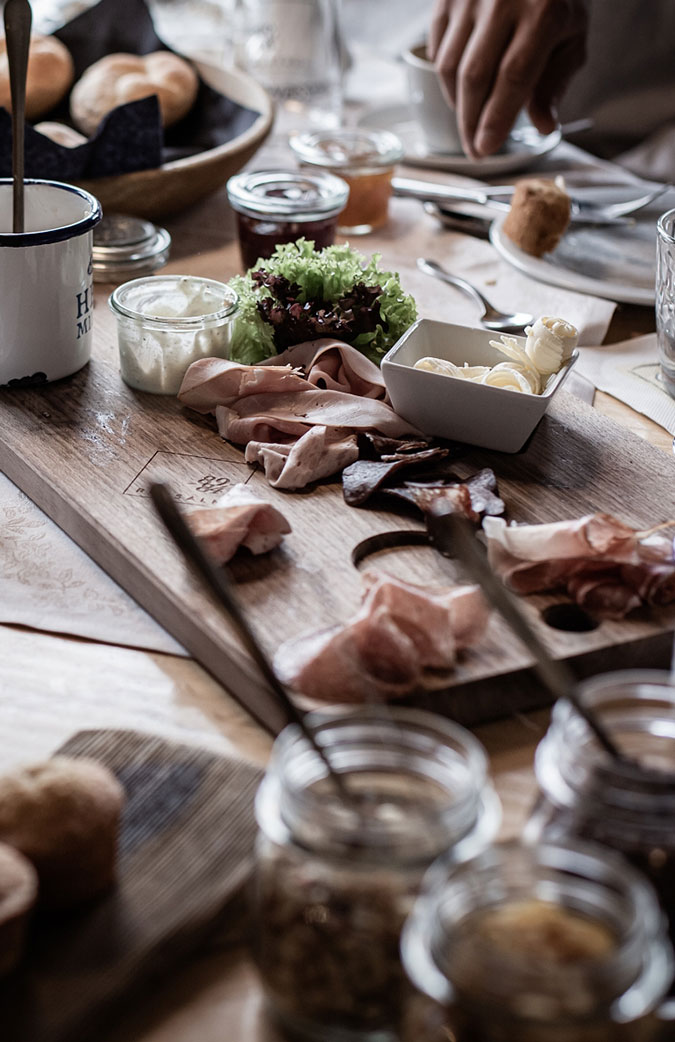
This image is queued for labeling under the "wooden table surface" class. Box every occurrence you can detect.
[1,156,672,1041]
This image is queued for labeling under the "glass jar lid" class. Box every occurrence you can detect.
[92,214,171,282]
[226,169,349,221]
[290,128,404,170]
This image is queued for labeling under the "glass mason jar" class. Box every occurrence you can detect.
[527,670,675,947]
[290,129,404,235]
[252,706,501,1042]
[226,168,349,269]
[401,840,674,1042]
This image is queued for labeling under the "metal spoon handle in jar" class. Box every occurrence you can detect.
[4,0,32,234]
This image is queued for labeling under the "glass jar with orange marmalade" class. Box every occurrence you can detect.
[290,128,404,235]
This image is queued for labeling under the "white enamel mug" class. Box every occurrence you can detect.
[0,180,102,387]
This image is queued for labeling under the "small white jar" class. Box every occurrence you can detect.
[109,274,238,394]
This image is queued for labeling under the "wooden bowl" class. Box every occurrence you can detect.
[77,60,274,219]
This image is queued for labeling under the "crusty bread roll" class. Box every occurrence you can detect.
[0,757,125,910]
[70,51,199,136]
[0,842,38,977]
[502,177,571,257]
[34,121,87,148]
[0,34,74,120]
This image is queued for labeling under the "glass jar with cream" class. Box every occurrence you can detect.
[252,706,501,1042]
[109,275,238,395]
[226,169,349,269]
[401,840,674,1042]
[290,129,404,234]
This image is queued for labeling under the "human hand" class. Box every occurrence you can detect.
[428,0,588,157]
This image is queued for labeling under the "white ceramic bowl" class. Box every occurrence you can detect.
[381,318,578,452]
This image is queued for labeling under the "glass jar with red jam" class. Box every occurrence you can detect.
[226,169,349,270]
[527,670,675,950]
[401,840,674,1042]
[290,128,404,235]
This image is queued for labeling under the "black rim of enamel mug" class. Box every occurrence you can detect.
[0,179,102,247]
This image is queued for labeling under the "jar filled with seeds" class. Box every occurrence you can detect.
[401,839,674,1042]
[252,706,501,1042]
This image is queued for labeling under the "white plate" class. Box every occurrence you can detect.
[357,103,561,176]
[489,203,661,306]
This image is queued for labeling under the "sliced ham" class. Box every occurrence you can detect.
[262,339,388,399]
[274,571,489,703]
[483,513,675,618]
[187,483,290,564]
[245,427,359,490]
[178,358,308,413]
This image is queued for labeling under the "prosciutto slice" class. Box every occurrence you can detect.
[187,483,291,564]
[274,571,489,703]
[178,341,419,490]
[245,427,359,489]
[261,339,388,399]
[483,513,675,618]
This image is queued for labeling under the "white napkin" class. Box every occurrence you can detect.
[576,334,675,434]
[0,472,187,655]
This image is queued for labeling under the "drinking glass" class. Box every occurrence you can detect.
[656,208,675,398]
[235,0,343,138]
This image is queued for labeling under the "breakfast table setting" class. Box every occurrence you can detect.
[2,0,675,1039]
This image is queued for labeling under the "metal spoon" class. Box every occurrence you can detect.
[3,0,32,234]
[417,257,533,335]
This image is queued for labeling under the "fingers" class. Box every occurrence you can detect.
[428,0,450,59]
[433,0,475,108]
[528,32,587,132]
[454,6,517,155]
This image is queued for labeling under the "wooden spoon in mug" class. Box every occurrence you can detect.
[3,0,32,233]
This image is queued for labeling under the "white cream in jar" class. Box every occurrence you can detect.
[109,275,238,394]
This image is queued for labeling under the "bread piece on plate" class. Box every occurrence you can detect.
[0,34,74,120]
[70,51,199,136]
[502,177,571,257]
[0,757,125,910]
[34,121,88,148]
[0,842,38,977]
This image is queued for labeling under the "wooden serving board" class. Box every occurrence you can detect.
[1,729,263,1042]
[1,325,675,731]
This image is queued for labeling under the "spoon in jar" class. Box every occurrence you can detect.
[3,0,32,233]
[149,482,355,805]
[417,258,534,335]
[426,504,629,765]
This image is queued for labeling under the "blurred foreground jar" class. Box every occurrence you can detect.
[252,707,501,1042]
[290,129,404,235]
[528,670,675,946]
[226,168,349,269]
[401,840,674,1042]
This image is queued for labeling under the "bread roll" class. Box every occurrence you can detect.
[70,51,199,136]
[502,178,571,257]
[0,842,38,977]
[0,34,74,120]
[0,757,125,910]
[34,121,87,148]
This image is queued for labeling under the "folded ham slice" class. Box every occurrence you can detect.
[260,339,388,399]
[274,571,489,703]
[483,513,675,618]
[178,340,419,490]
[187,483,291,564]
[245,427,359,489]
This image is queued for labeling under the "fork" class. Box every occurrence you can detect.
[392,177,673,226]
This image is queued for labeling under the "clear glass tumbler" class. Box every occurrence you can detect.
[235,0,343,137]
[656,208,675,398]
